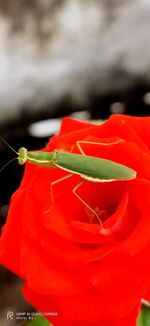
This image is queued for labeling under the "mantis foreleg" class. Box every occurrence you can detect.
[50,173,73,203]
[43,173,74,214]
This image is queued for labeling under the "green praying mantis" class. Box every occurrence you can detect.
[0,137,137,225]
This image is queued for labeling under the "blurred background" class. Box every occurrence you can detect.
[0,0,150,325]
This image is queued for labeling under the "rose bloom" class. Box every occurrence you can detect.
[0,114,150,326]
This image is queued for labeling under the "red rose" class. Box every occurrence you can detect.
[0,114,150,326]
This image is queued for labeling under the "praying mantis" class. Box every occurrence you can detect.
[1,137,137,225]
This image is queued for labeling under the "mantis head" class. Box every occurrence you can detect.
[18,147,28,165]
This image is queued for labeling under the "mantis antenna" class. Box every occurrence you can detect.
[0,136,18,155]
[0,158,18,173]
[0,136,19,173]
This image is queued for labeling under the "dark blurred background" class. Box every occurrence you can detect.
[0,0,150,325]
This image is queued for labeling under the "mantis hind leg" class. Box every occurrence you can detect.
[76,139,123,155]
[50,174,102,226]
[72,181,102,226]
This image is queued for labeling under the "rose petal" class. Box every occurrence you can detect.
[110,114,150,150]
[122,179,150,255]
[23,284,140,325]
[49,116,148,152]
[20,238,87,296]
[58,117,92,134]
[0,189,24,275]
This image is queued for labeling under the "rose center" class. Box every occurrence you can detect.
[85,204,116,224]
